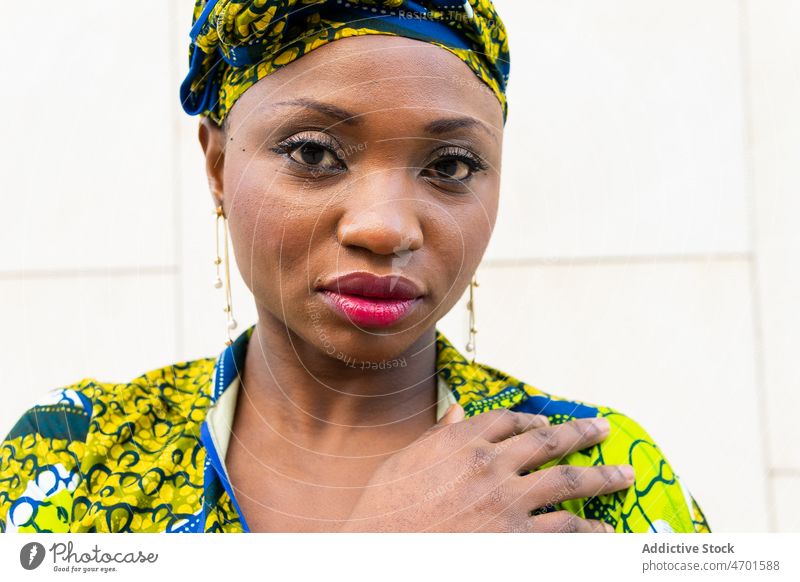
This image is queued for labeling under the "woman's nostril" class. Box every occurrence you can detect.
[338,225,423,257]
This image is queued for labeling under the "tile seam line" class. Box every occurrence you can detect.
[169,0,185,356]
[482,252,752,268]
[738,0,776,532]
[0,266,179,281]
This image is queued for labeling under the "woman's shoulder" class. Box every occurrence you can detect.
[0,355,217,532]
[2,355,218,442]
[493,367,711,533]
[472,359,678,454]
[561,404,712,534]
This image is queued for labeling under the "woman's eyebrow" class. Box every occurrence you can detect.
[264,99,497,144]
[423,116,499,145]
[267,98,363,126]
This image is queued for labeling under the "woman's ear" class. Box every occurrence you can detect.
[198,117,226,208]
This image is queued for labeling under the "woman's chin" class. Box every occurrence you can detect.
[306,325,423,367]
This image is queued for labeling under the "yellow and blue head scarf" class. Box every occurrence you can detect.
[179,0,511,126]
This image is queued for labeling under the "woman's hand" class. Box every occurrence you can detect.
[338,404,633,532]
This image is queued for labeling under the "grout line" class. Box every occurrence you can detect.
[738,0,776,533]
[169,0,185,357]
[481,252,751,268]
[2,253,751,282]
[769,468,800,478]
[0,266,178,281]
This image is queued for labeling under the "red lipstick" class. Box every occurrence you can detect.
[315,271,425,327]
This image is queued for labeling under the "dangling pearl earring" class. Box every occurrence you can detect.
[465,274,479,364]
[214,205,237,345]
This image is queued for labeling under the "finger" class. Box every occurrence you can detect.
[527,510,615,533]
[503,417,610,473]
[468,408,551,443]
[437,402,465,425]
[519,463,635,509]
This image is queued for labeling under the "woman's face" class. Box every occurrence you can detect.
[199,34,504,363]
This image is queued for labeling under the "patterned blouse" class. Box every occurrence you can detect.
[0,324,711,533]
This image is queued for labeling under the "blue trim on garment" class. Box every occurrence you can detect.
[201,420,252,533]
[75,391,94,414]
[179,44,224,117]
[196,326,254,532]
[213,325,251,403]
[189,0,222,42]
[511,395,599,419]
[180,0,224,116]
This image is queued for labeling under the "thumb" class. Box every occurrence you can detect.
[438,402,465,425]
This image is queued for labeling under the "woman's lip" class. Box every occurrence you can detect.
[318,289,423,328]
[316,271,424,300]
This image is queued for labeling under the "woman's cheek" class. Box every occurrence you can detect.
[225,219,270,299]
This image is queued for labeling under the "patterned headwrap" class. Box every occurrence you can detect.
[179,0,511,127]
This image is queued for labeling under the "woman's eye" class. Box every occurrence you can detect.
[289,143,341,168]
[271,132,346,173]
[427,158,473,181]
[423,147,487,185]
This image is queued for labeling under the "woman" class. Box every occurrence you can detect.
[0,0,710,534]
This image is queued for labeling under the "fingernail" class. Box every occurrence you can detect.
[605,523,615,533]
[621,465,635,481]
[593,417,610,433]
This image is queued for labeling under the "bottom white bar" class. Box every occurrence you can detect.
[1,533,797,581]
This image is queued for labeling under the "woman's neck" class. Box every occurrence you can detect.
[235,313,440,456]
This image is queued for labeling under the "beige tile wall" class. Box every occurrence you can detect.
[0,0,795,532]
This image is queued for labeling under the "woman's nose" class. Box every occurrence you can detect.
[337,198,424,258]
